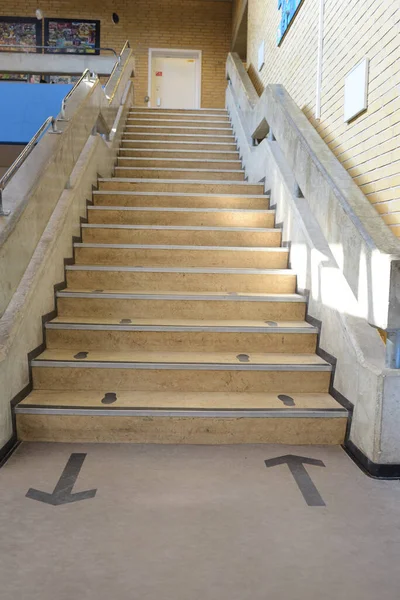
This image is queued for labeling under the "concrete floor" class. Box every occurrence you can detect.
[1,443,400,600]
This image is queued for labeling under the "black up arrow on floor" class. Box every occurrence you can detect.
[26,453,97,506]
[264,454,326,506]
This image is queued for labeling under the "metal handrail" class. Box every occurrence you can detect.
[0,45,118,57]
[106,41,131,88]
[105,41,132,103]
[0,117,60,217]
[60,68,93,119]
[0,40,132,217]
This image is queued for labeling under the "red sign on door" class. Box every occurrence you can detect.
[155,71,163,76]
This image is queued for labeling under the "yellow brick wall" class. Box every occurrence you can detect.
[0,0,232,108]
[244,0,400,236]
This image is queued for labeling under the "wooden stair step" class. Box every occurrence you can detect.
[86,206,274,227]
[81,224,281,246]
[98,178,264,195]
[56,289,307,321]
[92,191,268,209]
[118,149,240,159]
[120,140,238,151]
[16,390,346,445]
[65,265,297,294]
[45,317,317,353]
[116,157,243,170]
[30,349,331,394]
[18,389,342,410]
[114,167,245,181]
[73,243,288,269]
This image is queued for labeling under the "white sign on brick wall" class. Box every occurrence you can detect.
[344,58,369,123]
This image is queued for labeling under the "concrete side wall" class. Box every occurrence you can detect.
[232,0,247,39]
[227,82,400,464]
[0,86,131,450]
[241,0,400,238]
[0,0,232,108]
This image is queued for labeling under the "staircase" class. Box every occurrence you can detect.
[15,108,347,444]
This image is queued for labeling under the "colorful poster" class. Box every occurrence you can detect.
[44,19,100,54]
[277,0,303,45]
[0,17,41,52]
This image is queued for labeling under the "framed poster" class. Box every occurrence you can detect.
[0,16,42,52]
[277,0,304,45]
[44,18,100,54]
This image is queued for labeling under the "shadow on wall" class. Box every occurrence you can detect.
[246,63,263,97]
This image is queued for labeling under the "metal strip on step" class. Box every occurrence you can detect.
[93,190,268,198]
[126,120,230,129]
[31,360,332,371]
[121,141,236,146]
[15,407,346,418]
[122,133,235,138]
[115,167,244,174]
[87,206,272,213]
[118,158,241,163]
[45,323,317,334]
[65,265,293,275]
[56,291,305,302]
[118,150,239,155]
[82,224,278,232]
[125,125,233,130]
[74,243,286,252]
[98,178,260,186]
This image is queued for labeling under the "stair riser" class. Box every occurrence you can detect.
[32,366,330,393]
[120,142,238,151]
[57,298,306,321]
[99,181,264,194]
[119,150,240,160]
[117,159,242,170]
[123,134,234,142]
[87,210,273,228]
[126,123,232,131]
[93,194,268,209]
[74,247,288,269]
[114,168,245,181]
[127,115,230,123]
[129,109,227,116]
[66,270,297,293]
[125,127,233,135]
[46,329,317,353]
[17,414,346,444]
[82,227,280,247]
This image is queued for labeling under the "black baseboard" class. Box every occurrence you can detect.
[301,308,400,478]
[0,434,20,468]
[344,439,400,479]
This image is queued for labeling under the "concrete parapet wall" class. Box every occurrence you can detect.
[0,51,134,317]
[0,75,133,451]
[226,53,400,465]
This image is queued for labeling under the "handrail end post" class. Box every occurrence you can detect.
[0,191,10,217]
[49,117,62,135]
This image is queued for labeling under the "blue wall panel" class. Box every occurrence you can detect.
[0,83,73,143]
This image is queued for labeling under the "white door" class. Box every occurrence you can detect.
[151,56,198,109]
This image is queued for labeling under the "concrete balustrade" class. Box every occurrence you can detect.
[0,46,135,317]
[0,47,134,453]
[226,51,400,471]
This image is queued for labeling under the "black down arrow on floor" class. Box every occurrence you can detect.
[264,454,326,506]
[26,453,97,506]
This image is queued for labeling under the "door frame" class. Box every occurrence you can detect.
[147,48,202,109]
